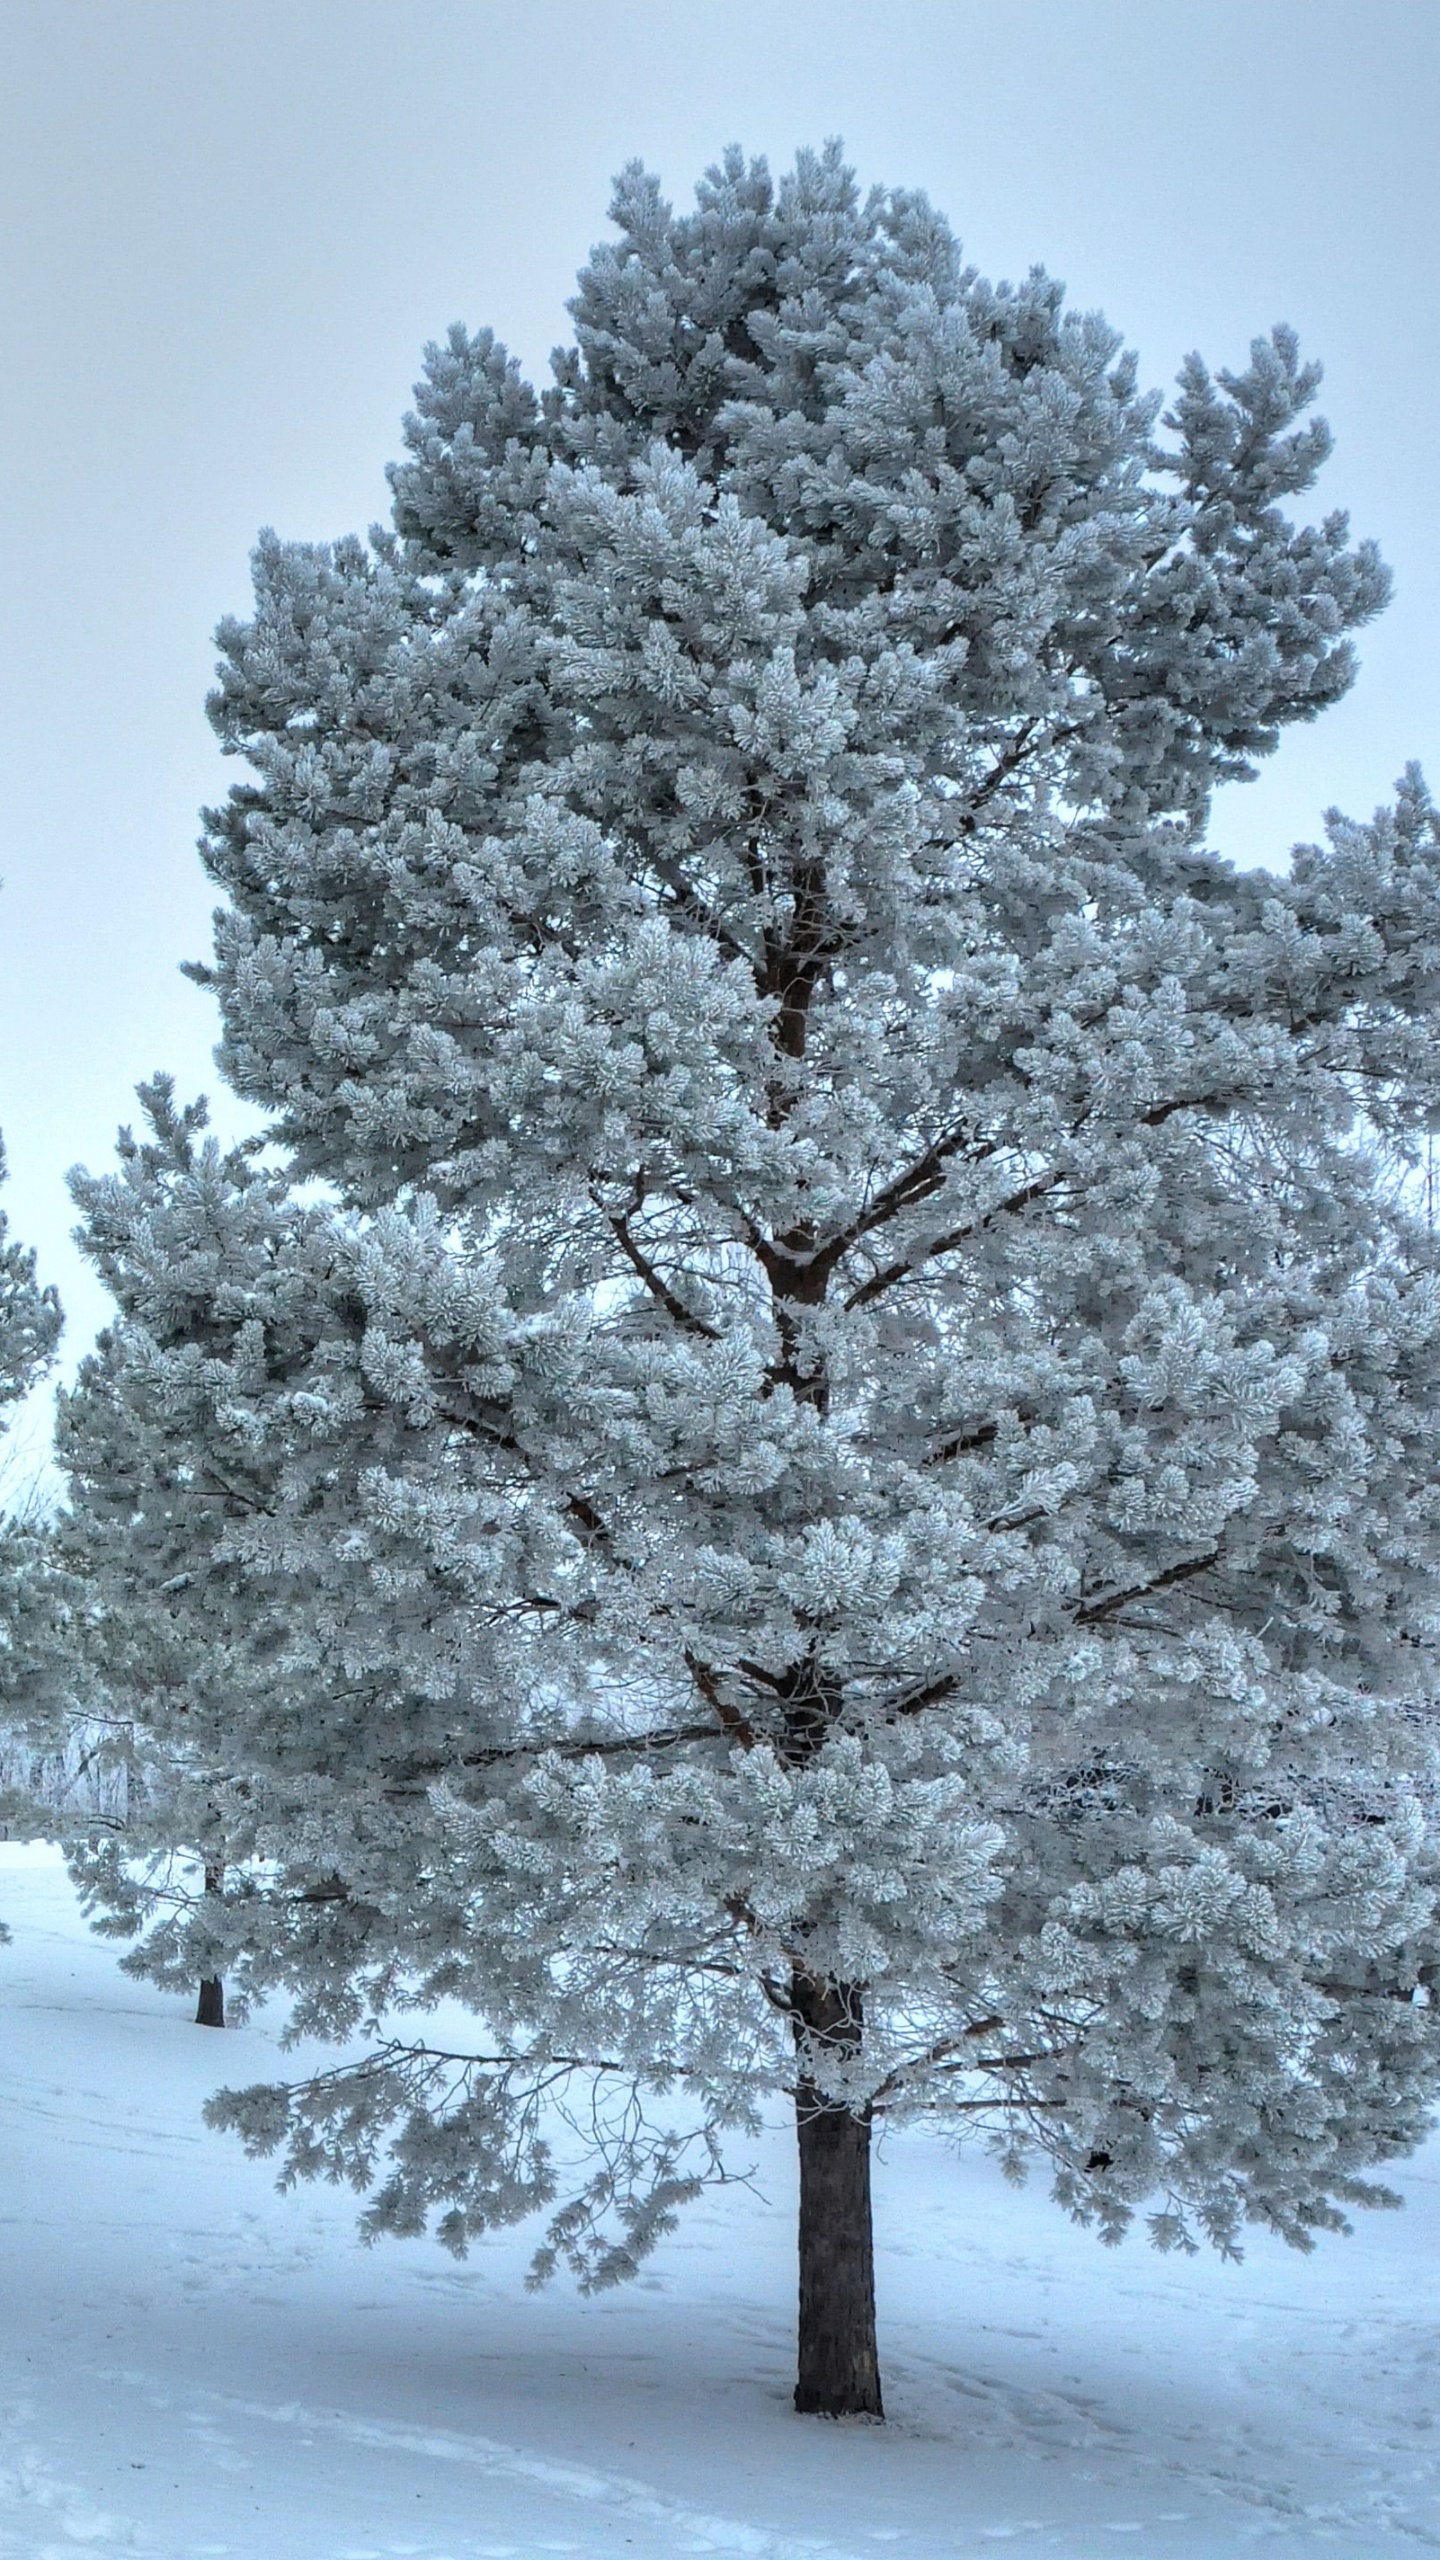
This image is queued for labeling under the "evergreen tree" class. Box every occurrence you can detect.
[57,1090,281,2025]
[0,1130,63,1904]
[63,147,1440,2418]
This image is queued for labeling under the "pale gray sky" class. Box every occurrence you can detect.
[2,0,1437,1417]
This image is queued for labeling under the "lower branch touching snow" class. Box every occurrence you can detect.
[205,2039,747,2293]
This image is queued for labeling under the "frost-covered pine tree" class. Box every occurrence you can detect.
[62,147,1440,2418]
[58,1087,293,2029]
[0,1127,63,1901]
[0,1158,60,1530]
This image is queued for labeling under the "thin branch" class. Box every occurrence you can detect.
[287,2038,638,2083]
[951,719,1043,836]
[644,850,753,970]
[432,1388,617,1556]
[888,1669,965,1721]
[384,1721,725,1787]
[971,2050,1068,2074]
[684,1649,759,1748]
[925,1420,998,1467]
[871,2092,1066,2118]
[597,1186,721,1342]
[845,1168,1063,1310]
[834,1072,1271,1314]
[1075,1548,1222,1627]
[812,1120,999,1281]
[194,1465,275,1516]
[870,2017,1005,2103]
[886,1552,1223,1718]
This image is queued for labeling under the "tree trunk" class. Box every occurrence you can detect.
[195,1858,224,2027]
[195,1974,225,2027]
[792,1976,883,2418]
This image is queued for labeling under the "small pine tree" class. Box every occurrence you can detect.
[63,148,1440,2417]
[0,1129,63,1905]
[56,1090,275,2025]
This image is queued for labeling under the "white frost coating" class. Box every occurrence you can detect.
[56,145,1440,2289]
[0,1104,64,1896]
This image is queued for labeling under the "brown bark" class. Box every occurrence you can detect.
[195,1858,224,2027]
[194,1974,225,2028]
[792,1975,883,2418]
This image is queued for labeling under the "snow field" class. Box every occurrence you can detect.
[2,1845,1438,2558]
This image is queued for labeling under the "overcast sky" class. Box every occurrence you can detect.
[2,0,1437,1443]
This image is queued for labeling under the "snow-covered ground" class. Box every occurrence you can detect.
[3,1845,1439,2559]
